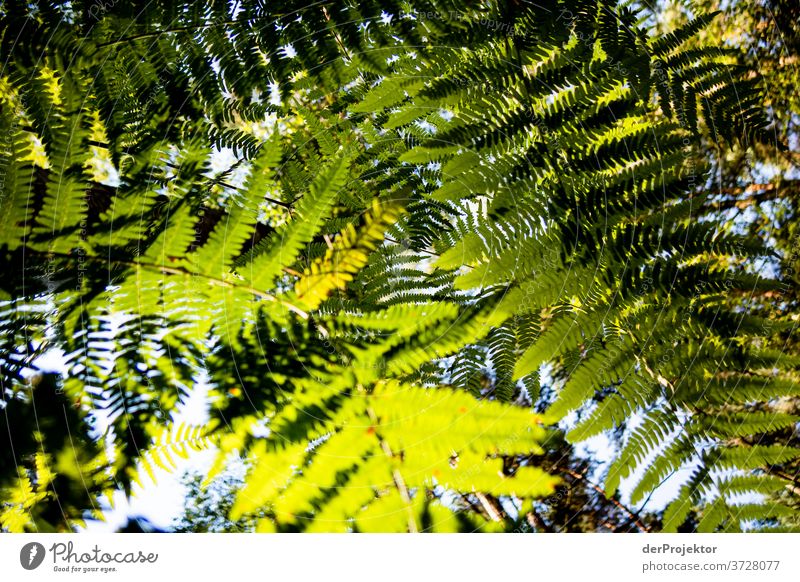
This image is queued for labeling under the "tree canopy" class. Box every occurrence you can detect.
[1,0,798,533]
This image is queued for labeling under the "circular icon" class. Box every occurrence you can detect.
[20,542,46,570]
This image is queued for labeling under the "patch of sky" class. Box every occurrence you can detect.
[31,334,219,532]
[280,44,297,59]
[554,377,687,513]
[269,82,282,106]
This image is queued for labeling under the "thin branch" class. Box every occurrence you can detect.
[703,187,782,211]
[383,236,437,257]
[366,406,418,533]
[558,467,651,533]
[699,180,800,212]
[96,22,239,48]
[474,492,507,523]
[162,161,295,210]
[598,519,618,532]
[765,468,800,495]
[27,249,310,319]
[459,493,491,520]
[210,177,294,210]
[525,509,553,532]
[321,7,351,60]
[769,468,800,485]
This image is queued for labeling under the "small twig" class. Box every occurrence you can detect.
[211,178,294,210]
[96,22,239,48]
[474,492,506,523]
[558,467,650,533]
[24,249,310,319]
[525,509,553,532]
[321,7,351,60]
[162,161,294,210]
[366,406,418,533]
[765,468,800,495]
[283,267,303,277]
[769,468,800,485]
[598,519,618,532]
